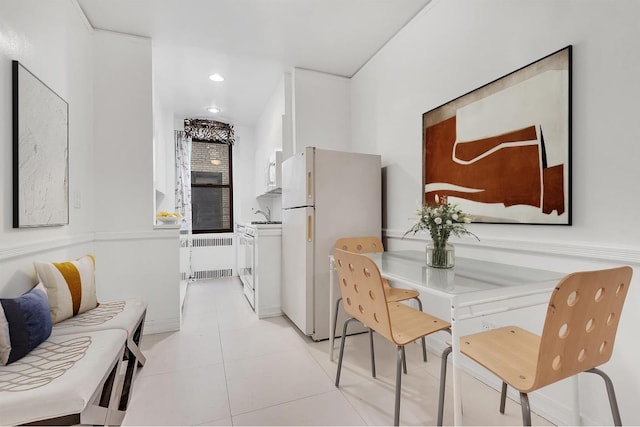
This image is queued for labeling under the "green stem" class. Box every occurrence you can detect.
[431,238,449,267]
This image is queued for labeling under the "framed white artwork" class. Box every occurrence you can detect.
[12,60,69,227]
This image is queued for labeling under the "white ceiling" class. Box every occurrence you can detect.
[77,0,431,127]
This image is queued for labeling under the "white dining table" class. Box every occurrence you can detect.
[328,250,568,426]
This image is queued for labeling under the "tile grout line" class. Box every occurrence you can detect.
[183,279,237,426]
[217,279,237,426]
[302,333,371,425]
[136,277,557,426]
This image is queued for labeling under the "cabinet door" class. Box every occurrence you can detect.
[253,230,282,318]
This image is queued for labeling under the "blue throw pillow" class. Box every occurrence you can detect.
[0,283,52,365]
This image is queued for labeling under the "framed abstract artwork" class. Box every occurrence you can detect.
[13,60,69,228]
[423,46,572,225]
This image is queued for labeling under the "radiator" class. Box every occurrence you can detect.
[180,233,235,281]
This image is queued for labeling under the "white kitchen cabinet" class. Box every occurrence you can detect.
[256,150,283,198]
[251,223,282,318]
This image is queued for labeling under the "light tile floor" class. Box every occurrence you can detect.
[122,277,553,426]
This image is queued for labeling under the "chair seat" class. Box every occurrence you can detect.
[461,326,539,392]
[388,302,450,346]
[384,285,420,303]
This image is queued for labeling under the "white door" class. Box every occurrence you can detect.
[281,206,314,335]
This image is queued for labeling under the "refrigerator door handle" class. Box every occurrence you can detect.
[307,214,313,242]
[307,171,312,200]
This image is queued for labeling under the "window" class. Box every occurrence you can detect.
[191,140,233,233]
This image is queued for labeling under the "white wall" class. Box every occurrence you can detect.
[250,76,286,221]
[153,91,176,214]
[233,125,258,225]
[0,0,95,240]
[95,229,180,333]
[0,0,95,293]
[292,68,351,154]
[93,30,155,231]
[93,29,180,333]
[350,0,640,425]
[0,3,180,335]
[254,76,285,196]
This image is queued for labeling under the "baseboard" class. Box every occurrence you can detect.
[257,307,283,319]
[142,317,181,335]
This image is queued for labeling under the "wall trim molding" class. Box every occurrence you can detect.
[0,233,94,262]
[0,229,181,261]
[95,229,180,242]
[384,229,640,264]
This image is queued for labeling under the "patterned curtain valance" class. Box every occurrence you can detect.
[183,118,235,145]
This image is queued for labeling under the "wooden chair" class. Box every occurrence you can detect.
[334,248,451,426]
[443,266,632,426]
[334,236,428,362]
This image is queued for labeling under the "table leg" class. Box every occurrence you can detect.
[571,375,581,424]
[451,299,464,425]
[329,257,335,361]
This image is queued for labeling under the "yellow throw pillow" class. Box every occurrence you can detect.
[34,255,98,323]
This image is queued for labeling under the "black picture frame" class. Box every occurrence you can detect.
[13,60,69,228]
[422,46,572,225]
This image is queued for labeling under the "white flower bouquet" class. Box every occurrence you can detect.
[404,195,478,267]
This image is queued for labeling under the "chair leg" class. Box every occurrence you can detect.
[500,381,508,414]
[413,296,427,362]
[369,328,376,378]
[332,297,343,343]
[587,367,622,426]
[437,346,452,426]
[520,392,531,426]
[335,318,356,387]
[401,346,407,374]
[394,345,404,426]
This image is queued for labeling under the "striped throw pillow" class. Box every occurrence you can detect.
[34,255,98,323]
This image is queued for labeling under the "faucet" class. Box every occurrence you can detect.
[253,207,271,222]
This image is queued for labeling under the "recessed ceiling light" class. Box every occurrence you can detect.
[209,74,224,82]
[207,107,220,114]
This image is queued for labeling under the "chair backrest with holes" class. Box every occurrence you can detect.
[531,266,633,392]
[334,237,384,254]
[334,237,392,289]
[333,248,393,342]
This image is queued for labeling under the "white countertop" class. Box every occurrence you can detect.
[239,222,282,230]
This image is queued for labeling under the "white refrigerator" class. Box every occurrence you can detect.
[281,147,382,340]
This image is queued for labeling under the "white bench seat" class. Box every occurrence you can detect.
[50,299,147,411]
[51,299,147,364]
[0,329,127,426]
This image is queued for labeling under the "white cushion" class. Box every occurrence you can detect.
[51,299,147,338]
[0,329,126,425]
